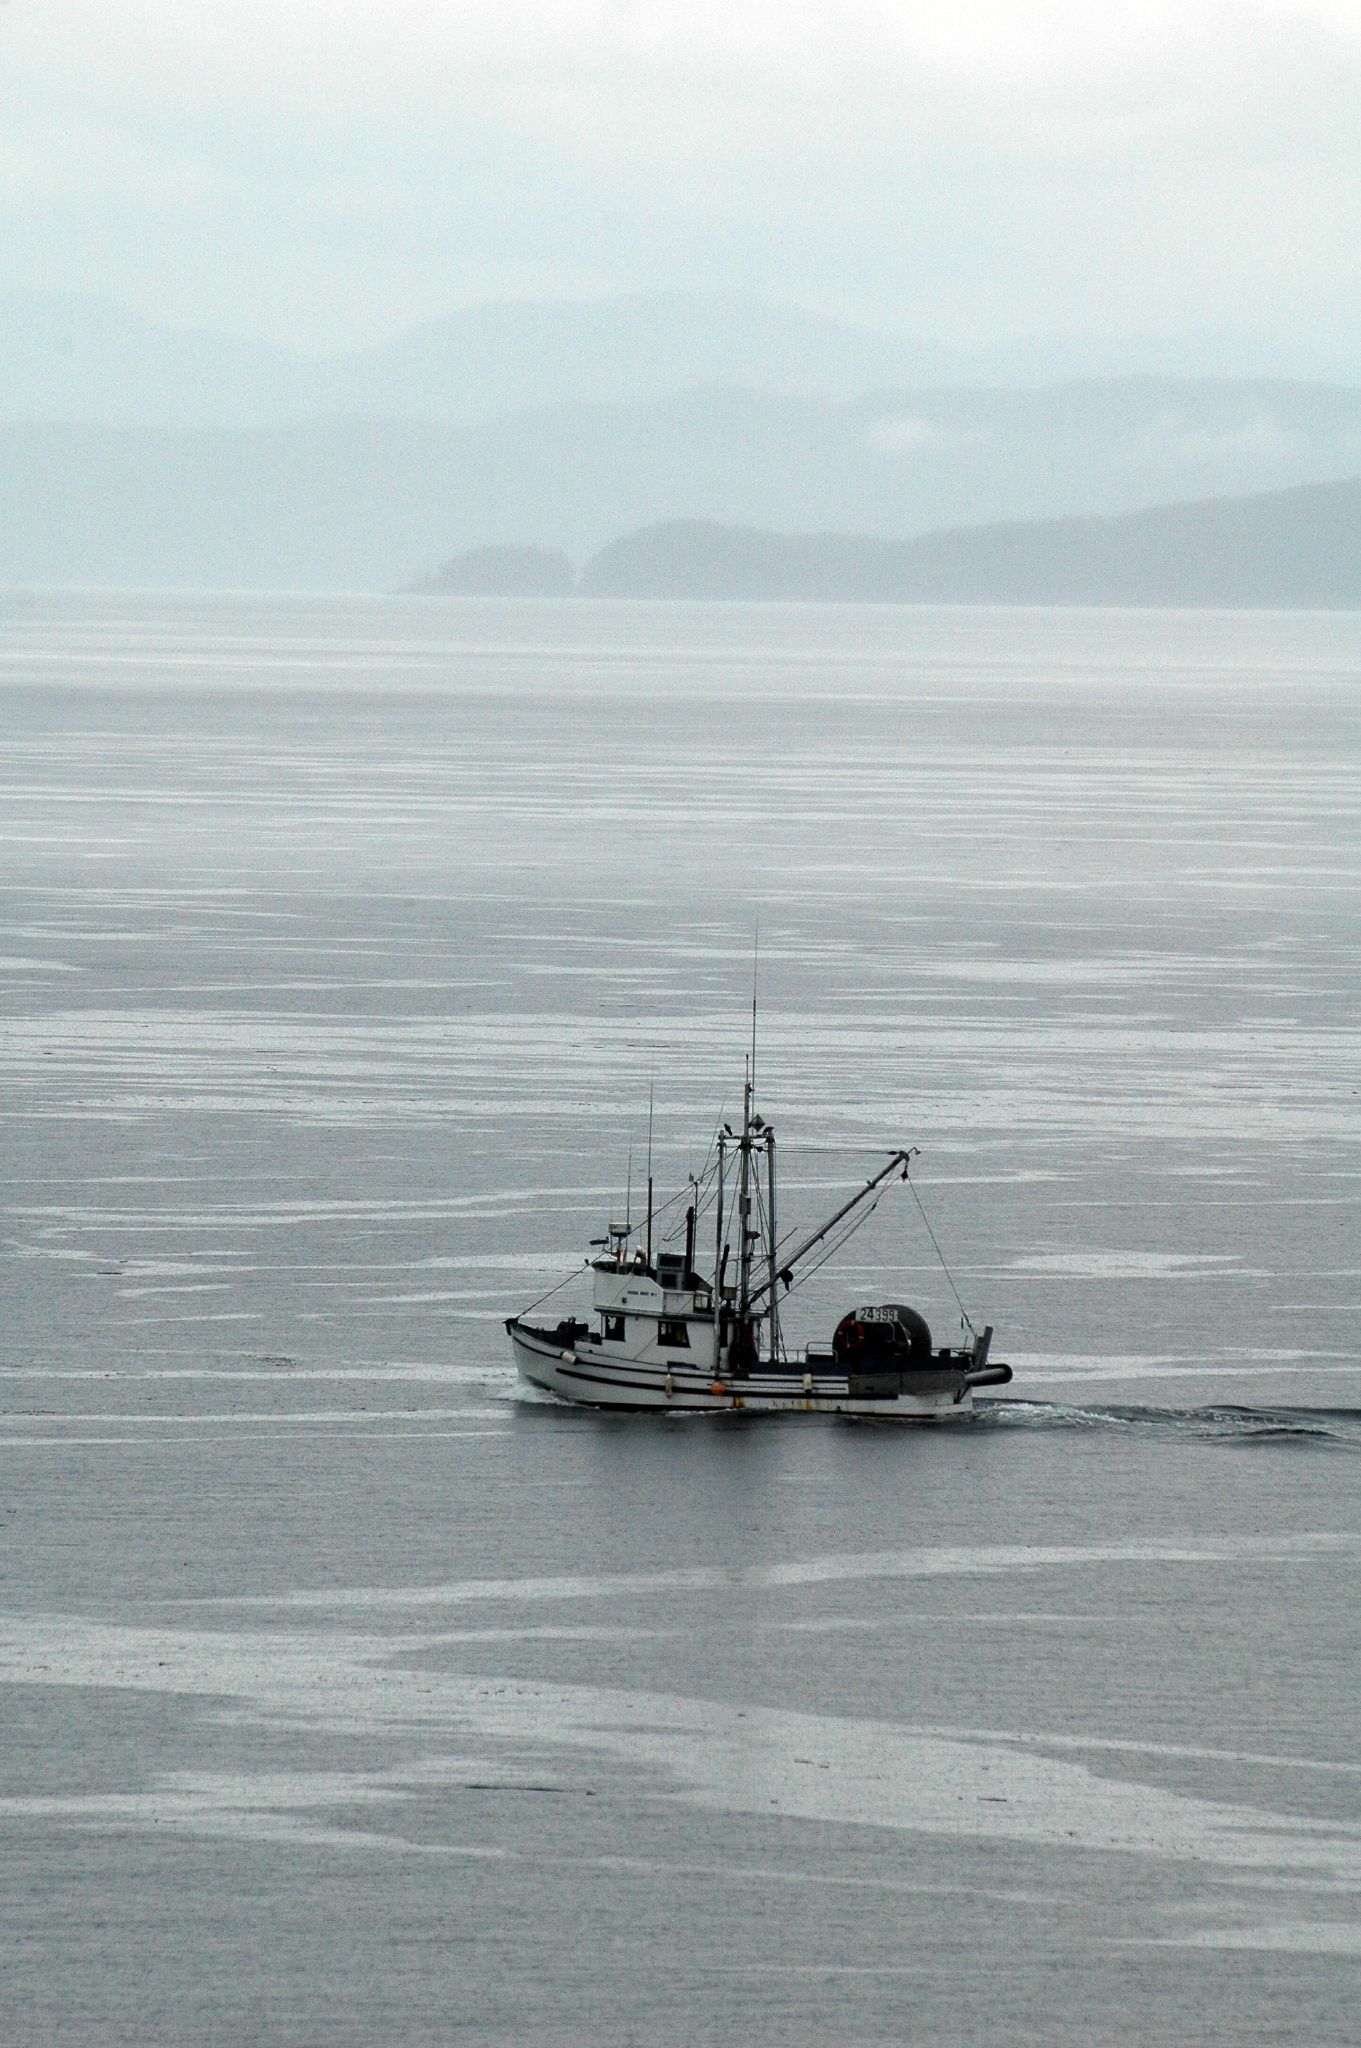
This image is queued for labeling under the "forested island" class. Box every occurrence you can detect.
[411,476,1361,607]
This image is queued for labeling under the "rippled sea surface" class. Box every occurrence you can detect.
[3,593,1360,2046]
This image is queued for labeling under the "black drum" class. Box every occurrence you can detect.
[831,1302,933,1373]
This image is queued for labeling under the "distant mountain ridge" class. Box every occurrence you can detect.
[4,288,1357,430]
[4,380,1361,590]
[573,479,1361,607]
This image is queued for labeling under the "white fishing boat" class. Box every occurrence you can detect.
[507,1059,1012,1418]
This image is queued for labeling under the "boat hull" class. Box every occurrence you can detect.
[508,1318,980,1419]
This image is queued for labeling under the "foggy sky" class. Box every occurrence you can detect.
[4,0,1359,354]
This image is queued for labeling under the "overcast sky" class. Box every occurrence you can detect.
[4,0,1359,352]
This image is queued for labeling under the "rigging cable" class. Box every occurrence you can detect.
[518,1259,593,1317]
[904,1165,976,1336]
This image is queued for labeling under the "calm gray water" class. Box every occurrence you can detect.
[2,592,1360,2046]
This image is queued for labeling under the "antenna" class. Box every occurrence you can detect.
[645,1068,655,1268]
[750,924,759,1103]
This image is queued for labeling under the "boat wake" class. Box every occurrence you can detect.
[980,1400,1361,1447]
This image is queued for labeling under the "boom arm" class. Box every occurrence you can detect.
[745,1148,915,1308]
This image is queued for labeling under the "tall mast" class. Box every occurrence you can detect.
[738,932,759,1341]
[736,1057,754,1330]
[766,1124,779,1363]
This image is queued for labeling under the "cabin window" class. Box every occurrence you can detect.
[658,1319,691,1349]
[602,1313,626,1342]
